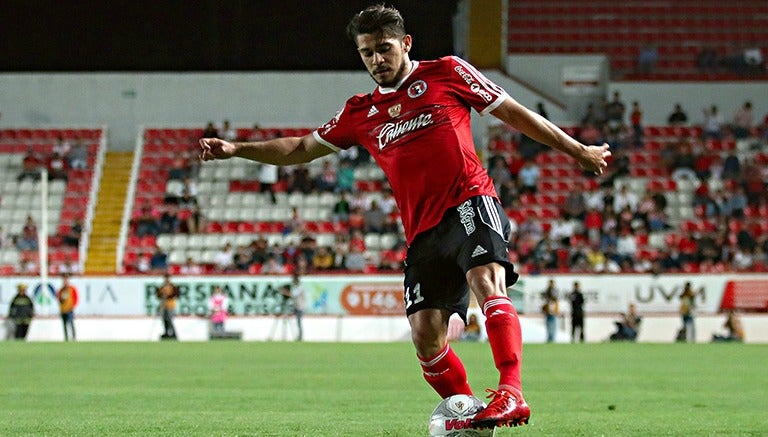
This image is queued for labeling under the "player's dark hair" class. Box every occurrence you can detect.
[345,4,406,41]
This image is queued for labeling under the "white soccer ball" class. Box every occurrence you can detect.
[428,394,495,437]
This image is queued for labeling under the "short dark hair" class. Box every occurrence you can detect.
[345,4,406,41]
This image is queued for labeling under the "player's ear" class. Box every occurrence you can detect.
[402,34,412,53]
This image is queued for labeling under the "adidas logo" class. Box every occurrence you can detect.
[367,105,379,117]
[471,245,487,257]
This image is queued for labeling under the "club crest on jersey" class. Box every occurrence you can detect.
[407,80,427,98]
[388,103,402,118]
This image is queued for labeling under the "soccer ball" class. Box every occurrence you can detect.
[428,394,495,437]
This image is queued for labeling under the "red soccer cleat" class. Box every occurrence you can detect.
[471,388,531,429]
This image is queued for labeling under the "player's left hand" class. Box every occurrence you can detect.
[578,143,611,175]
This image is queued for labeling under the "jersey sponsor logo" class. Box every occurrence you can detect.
[376,112,434,150]
[407,79,427,98]
[457,200,476,235]
[367,105,379,117]
[455,65,493,102]
[387,103,401,118]
[471,83,493,102]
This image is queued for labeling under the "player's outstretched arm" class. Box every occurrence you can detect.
[199,134,333,166]
[491,97,611,175]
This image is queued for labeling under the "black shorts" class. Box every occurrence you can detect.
[403,195,519,322]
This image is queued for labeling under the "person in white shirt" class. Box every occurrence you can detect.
[213,243,235,272]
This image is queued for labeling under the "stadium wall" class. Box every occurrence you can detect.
[1,72,765,151]
[2,274,766,343]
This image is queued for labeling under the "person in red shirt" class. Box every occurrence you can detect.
[57,273,79,341]
[199,5,610,430]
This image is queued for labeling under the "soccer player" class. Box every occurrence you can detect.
[199,4,610,429]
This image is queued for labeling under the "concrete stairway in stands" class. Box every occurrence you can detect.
[85,151,133,273]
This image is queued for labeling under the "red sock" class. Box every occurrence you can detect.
[418,343,473,398]
[483,296,523,393]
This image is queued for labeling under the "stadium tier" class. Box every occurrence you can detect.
[507,1,768,80]
[0,122,765,275]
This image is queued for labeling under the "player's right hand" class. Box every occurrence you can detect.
[199,138,237,161]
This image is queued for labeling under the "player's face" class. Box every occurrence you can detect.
[355,33,412,87]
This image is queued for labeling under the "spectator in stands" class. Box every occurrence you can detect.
[498,179,520,209]
[336,159,355,193]
[220,120,237,141]
[721,151,742,181]
[147,246,168,273]
[55,255,81,276]
[379,240,407,271]
[562,189,586,221]
[159,204,181,234]
[658,247,683,272]
[261,254,287,275]
[201,121,219,138]
[517,159,539,194]
[168,152,191,181]
[604,91,626,131]
[314,160,338,192]
[363,200,387,234]
[214,242,235,272]
[282,207,305,236]
[135,251,151,273]
[17,147,43,182]
[312,246,335,271]
[52,136,72,158]
[180,256,202,275]
[331,190,352,223]
[580,103,600,129]
[613,185,639,213]
[344,244,368,272]
[347,206,366,234]
[297,234,317,265]
[488,156,512,194]
[332,233,350,269]
[287,164,312,194]
[615,228,637,265]
[16,215,39,251]
[702,105,723,141]
[722,186,748,218]
[636,44,658,74]
[549,216,575,247]
[185,204,205,234]
[600,148,629,188]
[68,140,88,170]
[731,101,754,139]
[667,103,689,125]
[62,218,83,247]
[248,237,269,266]
[233,245,253,271]
[46,150,68,181]
[670,139,698,181]
[629,101,643,148]
[696,47,720,74]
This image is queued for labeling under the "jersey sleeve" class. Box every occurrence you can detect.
[448,56,509,116]
[313,101,358,152]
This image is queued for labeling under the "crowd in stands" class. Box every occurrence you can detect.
[120,108,768,276]
[1,133,92,275]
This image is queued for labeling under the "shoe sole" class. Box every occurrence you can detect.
[472,416,530,429]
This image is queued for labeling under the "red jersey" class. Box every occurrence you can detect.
[314,56,508,244]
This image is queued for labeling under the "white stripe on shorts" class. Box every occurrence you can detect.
[480,195,505,239]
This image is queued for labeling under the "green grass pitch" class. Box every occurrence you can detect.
[1,341,766,436]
